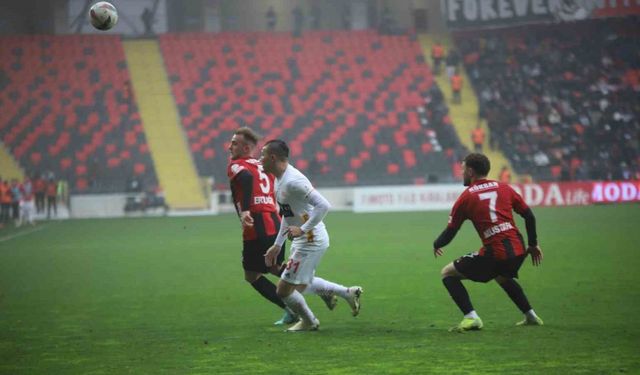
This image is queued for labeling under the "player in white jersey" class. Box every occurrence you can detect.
[262,140,363,332]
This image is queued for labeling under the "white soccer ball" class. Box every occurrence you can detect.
[89,2,118,31]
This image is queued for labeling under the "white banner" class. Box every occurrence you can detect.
[353,185,465,213]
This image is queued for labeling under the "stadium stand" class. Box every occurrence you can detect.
[455,17,640,182]
[160,30,468,187]
[0,35,157,193]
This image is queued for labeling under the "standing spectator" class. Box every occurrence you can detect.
[451,69,463,104]
[445,49,460,79]
[499,166,512,183]
[309,2,321,29]
[379,6,392,35]
[431,41,444,75]
[18,177,35,227]
[292,6,304,37]
[266,6,277,31]
[141,7,155,35]
[46,178,58,219]
[471,122,485,152]
[342,2,351,30]
[0,179,9,228]
[34,174,46,214]
[9,179,21,225]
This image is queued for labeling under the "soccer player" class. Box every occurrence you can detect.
[262,139,362,332]
[433,153,544,332]
[227,128,335,326]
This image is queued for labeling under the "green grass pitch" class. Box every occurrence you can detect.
[0,204,638,374]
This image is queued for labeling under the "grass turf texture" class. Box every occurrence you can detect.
[0,205,638,374]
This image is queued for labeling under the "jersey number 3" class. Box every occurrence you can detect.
[479,191,498,223]
[257,165,270,194]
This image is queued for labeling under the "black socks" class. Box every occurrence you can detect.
[442,276,474,315]
[251,276,286,309]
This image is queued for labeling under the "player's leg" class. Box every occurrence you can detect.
[242,239,296,325]
[441,252,495,331]
[297,245,359,314]
[495,255,543,326]
[495,275,543,326]
[304,277,362,316]
[276,279,318,331]
[277,248,323,331]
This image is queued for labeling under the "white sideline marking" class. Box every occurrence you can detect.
[0,225,47,243]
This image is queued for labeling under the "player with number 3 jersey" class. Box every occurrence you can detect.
[433,153,544,332]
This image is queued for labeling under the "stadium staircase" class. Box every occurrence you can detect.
[418,34,515,181]
[123,40,207,210]
[0,141,23,181]
[0,35,157,193]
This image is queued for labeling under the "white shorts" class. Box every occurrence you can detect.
[281,241,328,285]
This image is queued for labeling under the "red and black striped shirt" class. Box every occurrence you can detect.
[448,179,529,260]
[227,157,280,241]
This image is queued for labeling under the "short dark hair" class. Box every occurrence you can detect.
[263,139,289,160]
[464,153,490,176]
[234,127,260,146]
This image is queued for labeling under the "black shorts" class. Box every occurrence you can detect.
[242,235,285,273]
[453,252,527,283]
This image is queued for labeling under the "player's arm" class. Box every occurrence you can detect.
[265,217,288,267]
[433,195,466,257]
[512,186,543,266]
[288,189,330,239]
[518,208,543,266]
[233,170,254,228]
[433,227,460,253]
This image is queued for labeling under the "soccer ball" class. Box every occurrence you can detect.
[89,2,118,31]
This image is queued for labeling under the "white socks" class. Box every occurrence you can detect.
[282,290,316,324]
[304,277,349,299]
[464,310,480,319]
[525,309,539,319]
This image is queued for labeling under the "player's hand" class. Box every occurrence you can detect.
[264,245,281,267]
[527,245,543,266]
[240,211,254,228]
[433,248,444,258]
[285,226,304,240]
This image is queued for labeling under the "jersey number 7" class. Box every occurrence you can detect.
[479,191,498,223]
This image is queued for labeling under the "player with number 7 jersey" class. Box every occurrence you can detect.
[433,153,544,332]
[447,179,528,261]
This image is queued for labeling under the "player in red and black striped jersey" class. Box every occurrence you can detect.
[228,127,295,325]
[433,153,544,332]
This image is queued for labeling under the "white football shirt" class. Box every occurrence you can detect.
[275,164,329,246]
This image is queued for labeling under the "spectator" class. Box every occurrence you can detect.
[451,69,463,104]
[499,166,512,184]
[46,178,58,219]
[456,17,640,181]
[471,123,485,153]
[309,2,321,30]
[0,179,10,227]
[18,177,35,227]
[9,179,21,225]
[292,6,304,38]
[431,41,444,75]
[445,49,460,79]
[34,174,46,214]
[141,7,155,35]
[266,6,277,31]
